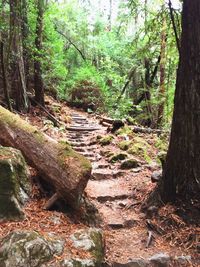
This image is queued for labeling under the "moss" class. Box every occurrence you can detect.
[116,126,133,136]
[118,140,131,151]
[155,136,168,151]
[127,137,152,163]
[58,143,91,173]
[109,153,127,163]
[157,151,167,168]
[89,230,104,266]
[99,135,113,146]
[96,135,102,140]
[120,159,139,169]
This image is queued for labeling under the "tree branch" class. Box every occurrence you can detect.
[54,27,86,61]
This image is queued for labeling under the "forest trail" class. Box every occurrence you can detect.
[62,108,197,265]
[2,96,197,266]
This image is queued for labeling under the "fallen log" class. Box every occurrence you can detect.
[0,105,92,208]
[132,126,168,135]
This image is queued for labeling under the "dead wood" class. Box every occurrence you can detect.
[0,105,92,208]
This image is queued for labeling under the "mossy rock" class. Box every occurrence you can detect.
[127,137,152,163]
[118,140,131,151]
[99,135,113,146]
[109,153,128,163]
[116,126,133,136]
[70,228,104,267]
[0,230,65,267]
[120,159,139,169]
[0,146,31,221]
[60,258,96,267]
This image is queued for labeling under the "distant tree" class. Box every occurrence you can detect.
[9,0,28,111]
[34,0,45,106]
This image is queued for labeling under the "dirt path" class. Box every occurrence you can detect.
[65,112,197,266]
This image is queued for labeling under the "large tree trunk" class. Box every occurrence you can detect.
[160,0,200,201]
[0,105,92,208]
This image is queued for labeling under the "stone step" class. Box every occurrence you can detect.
[66,126,101,132]
[86,179,132,203]
[92,169,125,180]
[73,147,86,153]
[92,162,110,169]
[97,205,138,229]
[79,152,94,157]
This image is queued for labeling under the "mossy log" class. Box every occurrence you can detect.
[0,105,92,208]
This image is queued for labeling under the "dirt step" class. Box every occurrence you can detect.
[92,169,125,180]
[79,152,95,157]
[97,205,140,229]
[86,179,132,203]
[73,147,86,153]
[66,126,101,132]
[86,157,96,162]
[92,162,110,169]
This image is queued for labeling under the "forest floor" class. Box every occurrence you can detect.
[0,95,199,266]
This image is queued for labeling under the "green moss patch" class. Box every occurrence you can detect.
[120,159,139,169]
[99,135,113,146]
[109,153,128,163]
[118,140,131,151]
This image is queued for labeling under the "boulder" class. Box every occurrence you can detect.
[99,135,113,146]
[70,228,104,266]
[151,170,162,183]
[0,230,65,267]
[0,146,31,221]
[149,253,170,266]
[109,153,128,163]
[60,258,96,267]
[120,159,139,169]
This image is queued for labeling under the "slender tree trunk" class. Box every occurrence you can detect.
[9,0,28,111]
[160,0,200,201]
[0,40,12,111]
[34,0,45,106]
[157,9,166,127]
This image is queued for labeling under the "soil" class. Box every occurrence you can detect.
[0,95,199,266]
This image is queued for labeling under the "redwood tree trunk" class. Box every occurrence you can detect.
[160,0,200,201]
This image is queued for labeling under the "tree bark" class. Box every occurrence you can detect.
[0,105,92,208]
[34,0,45,106]
[160,0,200,201]
[157,7,166,127]
[9,0,29,112]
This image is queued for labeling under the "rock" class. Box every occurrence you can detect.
[149,253,171,266]
[151,170,162,183]
[109,153,128,163]
[0,146,31,221]
[120,159,139,169]
[70,228,104,266]
[0,230,65,267]
[99,135,113,146]
[113,258,148,267]
[175,255,192,265]
[60,258,96,267]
